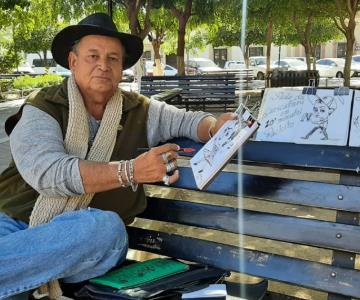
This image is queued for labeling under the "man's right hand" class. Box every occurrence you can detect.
[133,143,180,185]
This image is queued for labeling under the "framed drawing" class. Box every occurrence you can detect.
[294,89,353,146]
[349,90,360,147]
[255,87,305,143]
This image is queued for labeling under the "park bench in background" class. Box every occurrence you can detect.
[126,137,360,300]
[140,74,252,112]
[266,70,320,88]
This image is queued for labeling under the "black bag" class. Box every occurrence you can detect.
[75,263,229,300]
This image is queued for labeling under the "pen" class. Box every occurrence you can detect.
[137,147,196,153]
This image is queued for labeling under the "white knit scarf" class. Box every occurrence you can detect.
[29,75,123,299]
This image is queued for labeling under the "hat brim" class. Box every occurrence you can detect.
[51,25,143,70]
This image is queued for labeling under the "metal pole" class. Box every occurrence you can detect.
[108,0,113,19]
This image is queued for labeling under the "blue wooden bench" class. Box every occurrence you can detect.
[126,137,360,300]
[140,75,241,112]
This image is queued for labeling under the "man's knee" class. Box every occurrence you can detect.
[82,208,127,248]
[53,208,128,251]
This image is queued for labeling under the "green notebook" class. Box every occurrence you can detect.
[90,258,189,289]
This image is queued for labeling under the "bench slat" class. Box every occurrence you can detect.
[128,227,360,298]
[141,197,360,253]
[173,167,360,213]
[171,137,360,173]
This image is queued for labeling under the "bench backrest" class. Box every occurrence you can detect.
[128,137,360,300]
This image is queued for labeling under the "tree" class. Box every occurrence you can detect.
[207,0,267,65]
[248,0,290,75]
[328,0,360,86]
[148,7,177,75]
[280,1,342,70]
[155,0,217,75]
[115,0,152,39]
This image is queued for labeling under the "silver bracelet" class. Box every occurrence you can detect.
[129,159,138,192]
[123,160,130,185]
[117,161,126,187]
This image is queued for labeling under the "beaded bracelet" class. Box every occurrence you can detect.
[117,161,126,187]
[129,159,138,192]
[117,160,138,191]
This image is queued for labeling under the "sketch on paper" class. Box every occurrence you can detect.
[255,87,353,146]
[255,87,305,143]
[349,90,360,147]
[294,89,353,146]
[190,105,259,190]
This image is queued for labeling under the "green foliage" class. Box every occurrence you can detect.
[0,0,29,10]
[13,74,63,89]
[0,42,21,73]
[0,79,13,92]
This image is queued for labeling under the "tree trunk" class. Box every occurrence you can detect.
[245,44,250,67]
[304,44,312,70]
[152,40,164,76]
[310,46,317,71]
[177,16,186,75]
[170,0,192,76]
[344,36,355,86]
[266,18,273,76]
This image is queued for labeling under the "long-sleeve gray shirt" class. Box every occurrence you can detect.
[10,98,211,197]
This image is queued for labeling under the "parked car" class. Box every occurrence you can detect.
[31,58,57,74]
[145,61,177,76]
[55,64,71,77]
[163,64,178,76]
[316,58,354,78]
[185,58,222,75]
[122,68,135,82]
[352,55,360,63]
[351,55,360,77]
[272,58,308,71]
[223,60,246,69]
[285,56,315,64]
[249,56,267,80]
[223,60,254,79]
[13,62,35,74]
[249,56,286,80]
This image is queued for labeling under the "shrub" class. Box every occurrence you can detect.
[13,74,63,90]
[0,79,14,92]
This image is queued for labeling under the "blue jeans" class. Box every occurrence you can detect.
[0,208,128,299]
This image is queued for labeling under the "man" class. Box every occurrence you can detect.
[0,13,235,299]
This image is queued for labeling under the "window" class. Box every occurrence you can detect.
[317,59,327,65]
[214,49,227,68]
[249,47,264,57]
[337,43,346,58]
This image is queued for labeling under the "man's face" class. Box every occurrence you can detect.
[68,35,123,97]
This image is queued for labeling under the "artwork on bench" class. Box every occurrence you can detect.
[255,87,354,146]
[349,90,360,147]
[190,104,259,189]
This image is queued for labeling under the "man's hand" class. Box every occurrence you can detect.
[134,143,180,185]
[210,113,238,136]
[198,113,238,141]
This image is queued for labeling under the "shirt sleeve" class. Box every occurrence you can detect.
[9,105,85,197]
[147,99,213,147]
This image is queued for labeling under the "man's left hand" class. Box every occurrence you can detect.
[210,112,238,137]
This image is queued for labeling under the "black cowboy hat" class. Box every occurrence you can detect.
[51,12,143,70]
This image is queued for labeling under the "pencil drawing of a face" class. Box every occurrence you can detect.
[312,98,331,123]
